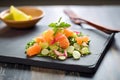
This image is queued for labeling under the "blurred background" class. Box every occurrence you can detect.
[0,0,120,6]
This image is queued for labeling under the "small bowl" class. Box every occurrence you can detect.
[0,6,44,29]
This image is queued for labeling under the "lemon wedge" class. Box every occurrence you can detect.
[3,13,13,20]
[10,6,32,21]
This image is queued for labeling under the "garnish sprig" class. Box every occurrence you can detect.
[48,17,71,34]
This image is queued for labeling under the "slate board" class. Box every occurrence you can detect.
[0,25,115,74]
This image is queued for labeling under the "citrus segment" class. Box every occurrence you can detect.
[10,6,32,21]
[34,36,46,43]
[55,33,70,49]
[64,29,74,37]
[76,37,83,45]
[3,13,13,20]
[82,36,89,43]
[42,29,54,44]
[26,43,41,56]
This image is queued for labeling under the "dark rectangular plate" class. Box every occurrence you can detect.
[0,25,114,74]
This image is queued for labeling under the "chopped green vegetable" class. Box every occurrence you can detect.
[68,37,76,45]
[48,50,57,59]
[25,40,35,50]
[40,42,49,49]
[49,44,59,50]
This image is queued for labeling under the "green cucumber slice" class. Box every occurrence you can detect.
[73,51,81,59]
[73,43,80,50]
[41,49,49,56]
[58,56,66,60]
[80,47,90,54]
[67,46,74,54]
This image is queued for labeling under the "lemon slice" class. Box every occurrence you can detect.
[10,6,32,21]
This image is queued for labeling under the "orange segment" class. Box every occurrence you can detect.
[64,29,74,37]
[26,43,41,56]
[76,36,90,45]
[55,33,70,49]
[82,36,89,43]
[34,36,46,43]
[42,29,54,44]
[76,37,83,45]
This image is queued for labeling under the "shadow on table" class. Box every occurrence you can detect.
[0,25,40,38]
[112,33,120,52]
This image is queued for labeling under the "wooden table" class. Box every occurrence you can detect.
[0,6,120,80]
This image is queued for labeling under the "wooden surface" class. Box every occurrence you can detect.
[0,6,120,80]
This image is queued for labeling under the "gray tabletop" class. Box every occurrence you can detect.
[0,6,120,80]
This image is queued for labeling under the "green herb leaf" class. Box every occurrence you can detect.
[48,23,57,28]
[48,17,71,34]
[59,22,71,28]
[58,17,62,23]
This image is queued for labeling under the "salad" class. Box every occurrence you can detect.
[25,17,90,60]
